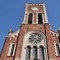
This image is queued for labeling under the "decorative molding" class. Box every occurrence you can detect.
[26,3,45,6]
[50,29,59,38]
[31,7,39,11]
[8,30,19,40]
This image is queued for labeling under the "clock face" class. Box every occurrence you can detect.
[29,33,43,44]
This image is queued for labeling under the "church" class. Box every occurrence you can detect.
[0,2,60,60]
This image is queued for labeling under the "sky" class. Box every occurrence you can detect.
[0,0,60,53]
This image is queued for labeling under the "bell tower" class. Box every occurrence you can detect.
[22,3,48,24]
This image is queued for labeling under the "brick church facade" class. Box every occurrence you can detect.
[0,3,60,60]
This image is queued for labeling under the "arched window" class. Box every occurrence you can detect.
[39,46,44,60]
[7,43,16,56]
[25,46,31,60]
[33,46,37,58]
[38,13,43,24]
[10,44,15,56]
[28,13,33,24]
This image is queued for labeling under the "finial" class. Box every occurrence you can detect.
[58,29,60,33]
[8,29,13,34]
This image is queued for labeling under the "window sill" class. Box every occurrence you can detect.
[7,56,14,57]
[56,55,60,57]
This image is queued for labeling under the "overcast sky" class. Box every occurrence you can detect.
[0,0,60,53]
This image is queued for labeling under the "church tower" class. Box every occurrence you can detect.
[0,3,60,60]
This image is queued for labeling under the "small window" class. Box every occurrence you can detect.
[10,44,15,56]
[7,43,16,56]
[28,13,33,24]
[58,35,60,42]
[56,44,60,56]
[38,13,43,24]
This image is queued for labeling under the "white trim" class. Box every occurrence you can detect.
[36,12,38,24]
[59,44,60,48]
[54,42,57,56]
[31,48,33,58]
[26,13,29,24]
[12,44,16,56]
[38,48,39,59]
[7,44,12,56]
[22,4,28,24]
[43,5,48,23]
[33,14,34,24]
[54,42,59,56]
